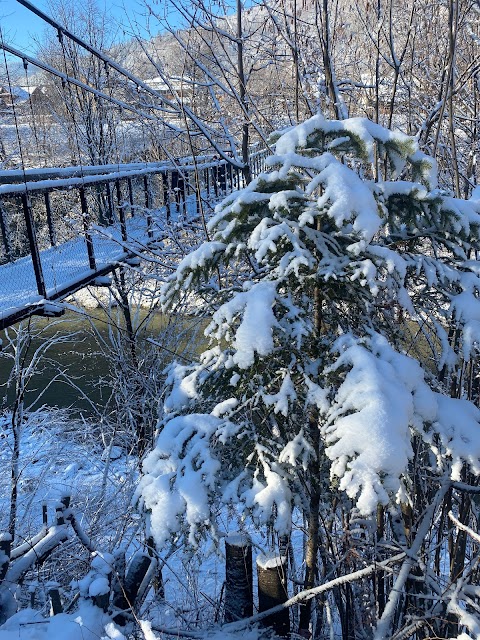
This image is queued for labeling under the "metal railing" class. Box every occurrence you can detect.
[0,152,269,328]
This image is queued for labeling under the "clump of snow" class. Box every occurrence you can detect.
[206,281,279,369]
[309,152,382,244]
[273,113,434,185]
[88,577,110,597]
[324,333,439,513]
[212,398,239,417]
[278,429,316,470]
[161,241,226,304]
[139,620,160,640]
[225,532,251,547]
[240,453,293,534]
[0,601,123,640]
[263,373,297,416]
[91,552,115,575]
[139,413,242,547]
[163,363,201,413]
[256,551,287,570]
[429,395,480,480]
[77,552,114,600]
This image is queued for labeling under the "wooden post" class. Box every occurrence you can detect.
[47,583,63,615]
[224,533,253,622]
[0,534,12,581]
[257,552,290,637]
[112,550,127,620]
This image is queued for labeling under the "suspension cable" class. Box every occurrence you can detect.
[12,0,244,167]
[0,42,179,127]
[22,58,44,167]
[0,30,29,182]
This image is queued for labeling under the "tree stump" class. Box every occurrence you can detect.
[224,533,253,622]
[0,534,11,581]
[257,552,290,638]
[47,582,63,615]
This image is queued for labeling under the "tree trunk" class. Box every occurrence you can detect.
[236,0,251,185]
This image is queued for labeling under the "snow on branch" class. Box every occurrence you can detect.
[138,413,243,547]
[205,281,279,368]
[325,333,480,514]
[324,333,431,514]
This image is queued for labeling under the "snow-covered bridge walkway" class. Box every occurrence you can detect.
[0,155,265,329]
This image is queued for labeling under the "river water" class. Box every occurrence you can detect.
[0,309,203,414]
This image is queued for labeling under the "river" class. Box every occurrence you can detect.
[0,309,204,414]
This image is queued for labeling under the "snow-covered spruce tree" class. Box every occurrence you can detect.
[139,115,480,637]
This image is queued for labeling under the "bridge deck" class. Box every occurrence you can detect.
[0,214,157,327]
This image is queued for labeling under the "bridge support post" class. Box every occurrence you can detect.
[143,176,153,239]
[44,192,56,246]
[79,188,96,271]
[106,183,115,225]
[0,200,12,262]
[205,168,211,196]
[116,181,128,243]
[127,178,135,214]
[22,193,46,298]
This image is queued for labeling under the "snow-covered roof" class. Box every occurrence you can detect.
[144,76,192,92]
[0,85,29,101]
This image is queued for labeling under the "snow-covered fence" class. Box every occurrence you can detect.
[0,498,72,623]
[0,154,260,329]
[0,495,161,629]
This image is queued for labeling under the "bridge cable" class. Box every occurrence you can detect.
[15,0,182,118]
[0,30,29,186]
[0,30,47,297]
[0,40,192,177]
[55,28,101,273]
[14,0,246,166]
[0,42,167,126]
[22,59,44,167]
[57,29,88,171]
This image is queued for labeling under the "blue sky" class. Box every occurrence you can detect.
[0,0,160,55]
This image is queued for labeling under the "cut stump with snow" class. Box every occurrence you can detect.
[257,552,289,637]
[224,533,253,622]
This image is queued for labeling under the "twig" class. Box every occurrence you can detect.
[448,511,480,545]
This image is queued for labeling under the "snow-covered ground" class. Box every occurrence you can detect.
[0,411,278,639]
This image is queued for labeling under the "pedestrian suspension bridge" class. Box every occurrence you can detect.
[0,0,269,329]
[0,155,267,329]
